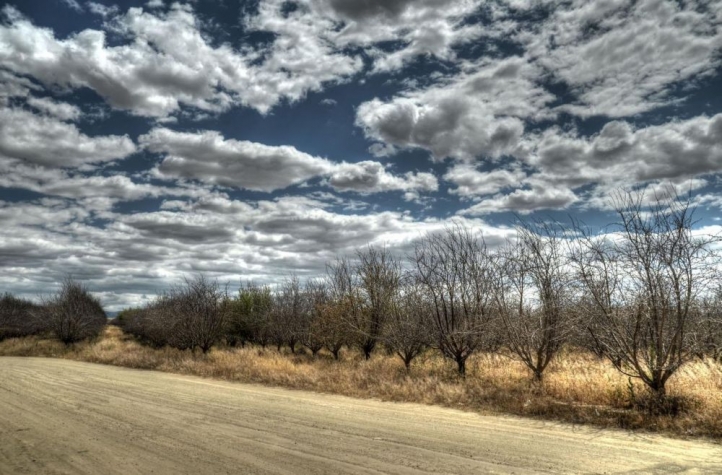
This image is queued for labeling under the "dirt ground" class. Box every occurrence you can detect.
[0,357,720,474]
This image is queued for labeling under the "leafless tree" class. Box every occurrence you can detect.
[495,221,575,381]
[271,275,307,353]
[302,279,328,356]
[167,276,228,353]
[317,300,350,360]
[697,286,722,361]
[326,257,364,356]
[570,190,720,405]
[43,277,106,344]
[382,279,431,371]
[413,225,497,375]
[0,293,42,340]
[352,246,402,359]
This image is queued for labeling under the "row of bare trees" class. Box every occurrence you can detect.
[114,193,722,408]
[0,278,106,344]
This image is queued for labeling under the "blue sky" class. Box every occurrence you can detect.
[0,0,721,310]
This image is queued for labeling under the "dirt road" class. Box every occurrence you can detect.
[0,358,720,474]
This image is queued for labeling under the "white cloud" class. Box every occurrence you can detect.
[140,127,334,192]
[460,182,579,215]
[0,160,214,209]
[444,164,526,197]
[522,0,722,117]
[86,2,119,17]
[356,56,553,162]
[0,70,40,104]
[141,127,440,196]
[455,112,722,215]
[311,0,489,72]
[0,108,135,168]
[327,160,438,197]
[529,113,722,187]
[0,4,361,118]
[61,0,84,13]
[26,96,82,121]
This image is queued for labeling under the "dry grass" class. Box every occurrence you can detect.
[2,326,721,440]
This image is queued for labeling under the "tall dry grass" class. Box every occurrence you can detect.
[2,326,720,439]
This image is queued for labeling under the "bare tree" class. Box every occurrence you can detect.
[271,275,307,353]
[413,225,497,376]
[571,190,720,405]
[168,276,227,353]
[326,257,364,357]
[698,287,722,361]
[0,293,42,340]
[44,277,106,344]
[352,246,402,359]
[316,300,350,360]
[302,279,328,356]
[382,279,431,371]
[495,221,574,381]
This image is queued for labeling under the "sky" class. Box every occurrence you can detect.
[0,0,721,311]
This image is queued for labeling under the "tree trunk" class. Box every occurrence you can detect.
[456,356,466,376]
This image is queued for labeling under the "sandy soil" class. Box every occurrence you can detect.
[0,357,720,474]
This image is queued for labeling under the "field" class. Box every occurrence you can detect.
[1,326,721,440]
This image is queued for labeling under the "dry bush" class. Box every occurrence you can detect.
[315,298,350,360]
[302,279,329,356]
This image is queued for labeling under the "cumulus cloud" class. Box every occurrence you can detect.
[455,113,722,215]
[26,96,82,121]
[312,0,488,72]
[141,127,439,196]
[0,161,214,211]
[0,4,361,118]
[522,0,722,117]
[444,164,526,197]
[327,160,438,198]
[86,2,119,17]
[460,182,579,215]
[356,57,553,162]
[0,108,135,168]
[529,113,722,187]
[140,127,333,192]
